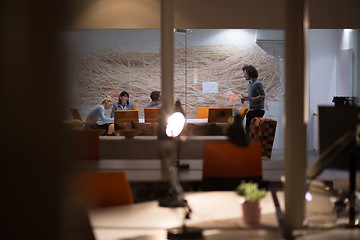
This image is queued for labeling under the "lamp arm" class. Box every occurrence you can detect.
[307,131,357,180]
[160,140,186,207]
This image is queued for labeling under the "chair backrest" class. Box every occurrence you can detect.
[70,108,83,122]
[208,108,233,123]
[134,104,137,110]
[114,110,139,124]
[197,107,218,119]
[249,117,277,160]
[71,172,133,208]
[144,108,160,123]
[68,130,100,160]
[202,141,262,190]
[239,107,248,123]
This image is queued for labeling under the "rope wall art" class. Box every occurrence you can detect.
[68,44,282,119]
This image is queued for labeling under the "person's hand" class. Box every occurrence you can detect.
[241,96,250,104]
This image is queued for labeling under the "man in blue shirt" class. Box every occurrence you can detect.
[144,91,161,108]
[241,65,265,136]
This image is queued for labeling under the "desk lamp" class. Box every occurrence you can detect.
[159,100,203,239]
[165,100,190,170]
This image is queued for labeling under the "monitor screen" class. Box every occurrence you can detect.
[307,106,360,179]
[208,108,233,123]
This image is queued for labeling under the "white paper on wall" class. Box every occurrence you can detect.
[202,82,218,94]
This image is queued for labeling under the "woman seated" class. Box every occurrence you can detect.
[85,96,114,134]
[110,91,136,118]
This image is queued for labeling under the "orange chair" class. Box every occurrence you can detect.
[70,108,83,122]
[134,104,137,110]
[71,172,134,209]
[114,110,139,124]
[197,107,218,119]
[239,107,248,123]
[249,117,277,160]
[208,108,233,123]
[202,141,262,190]
[144,108,160,123]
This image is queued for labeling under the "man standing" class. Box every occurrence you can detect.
[241,65,265,136]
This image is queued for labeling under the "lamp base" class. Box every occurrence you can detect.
[158,198,185,208]
[167,226,203,239]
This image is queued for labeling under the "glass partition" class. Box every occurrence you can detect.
[64,29,285,147]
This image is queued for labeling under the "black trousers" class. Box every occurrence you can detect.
[245,109,265,136]
[84,123,110,136]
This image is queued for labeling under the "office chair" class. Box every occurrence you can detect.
[202,141,262,190]
[249,117,277,160]
[71,172,134,208]
[70,108,83,122]
[144,108,160,123]
[239,107,248,123]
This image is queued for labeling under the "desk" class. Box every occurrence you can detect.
[99,136,228,160]
[88,191,284,240]
[74,158,284,184]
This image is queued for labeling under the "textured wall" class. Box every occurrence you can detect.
[69,43,281,119]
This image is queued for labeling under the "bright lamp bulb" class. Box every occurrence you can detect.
[166,112,185,137]
[305,192,313,202]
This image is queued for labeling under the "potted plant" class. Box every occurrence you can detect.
[236,181,266,225]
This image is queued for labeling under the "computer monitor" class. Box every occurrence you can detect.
[114,110,139,124]
[208,108,233,123]
[144,108,160,123]
[307,106,360,179]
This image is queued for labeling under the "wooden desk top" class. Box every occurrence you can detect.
[88,191,284,240]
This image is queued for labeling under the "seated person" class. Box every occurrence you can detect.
[144,91,161,108]
[110,91,136,117]
[85,96,114,134]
